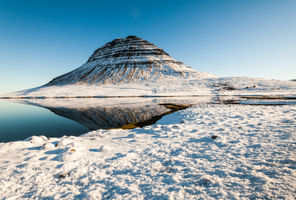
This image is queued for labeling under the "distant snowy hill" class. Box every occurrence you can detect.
[46,35,213,86]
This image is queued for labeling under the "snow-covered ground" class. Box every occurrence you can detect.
[1,103,295,199]
[2,77,296,98]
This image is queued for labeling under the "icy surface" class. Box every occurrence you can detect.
[0,104,295,199]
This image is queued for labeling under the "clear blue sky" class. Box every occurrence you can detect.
[0,0,295,93]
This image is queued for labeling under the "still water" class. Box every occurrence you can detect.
[0,97,209,142]
[0,100,89,142]
[1,96,294,142]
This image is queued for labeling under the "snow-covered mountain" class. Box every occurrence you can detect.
[2,36,296,98]
[46,35,212,86]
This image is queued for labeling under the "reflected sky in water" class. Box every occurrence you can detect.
[0,100,89,142]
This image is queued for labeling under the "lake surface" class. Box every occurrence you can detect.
[1,96,295,142]
[0,97,211,142]
[0,101,89,142]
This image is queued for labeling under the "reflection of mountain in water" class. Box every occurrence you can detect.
[46,104,169,130]
[15,97,211,130]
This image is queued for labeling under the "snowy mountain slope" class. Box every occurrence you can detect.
[45,35,213,86]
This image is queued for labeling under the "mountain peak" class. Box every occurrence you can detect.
[104,35,143,48]
[87,35,169,63]
[47,36,212,86]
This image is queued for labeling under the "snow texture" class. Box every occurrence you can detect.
[0,104,295,199]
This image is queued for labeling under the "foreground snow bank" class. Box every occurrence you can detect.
[0,104,295,199]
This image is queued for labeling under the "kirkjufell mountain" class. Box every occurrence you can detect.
[3,36,296,97]
[46,35,212,86]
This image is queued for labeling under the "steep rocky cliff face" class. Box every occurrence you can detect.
[46,36,212,86]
